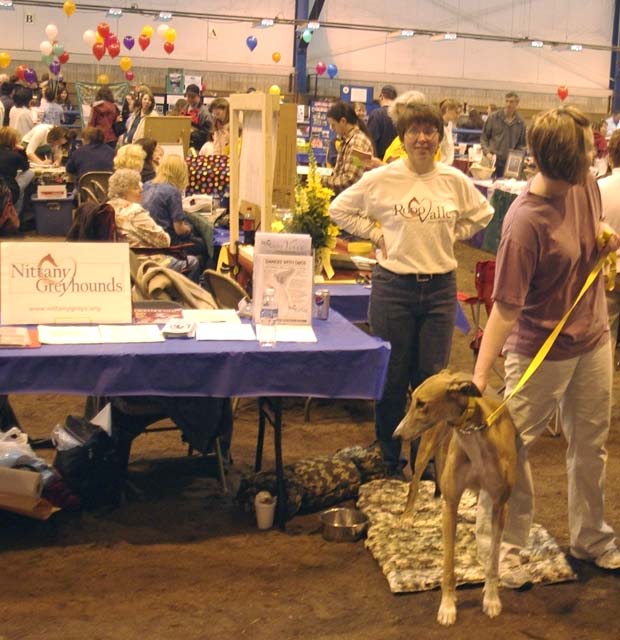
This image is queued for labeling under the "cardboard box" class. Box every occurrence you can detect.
[37,184,67,199]
[32,194,74,236]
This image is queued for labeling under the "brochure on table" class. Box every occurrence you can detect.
[0,242,132,325]
[252,232,314,326]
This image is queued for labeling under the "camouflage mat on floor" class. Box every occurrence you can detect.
[357,479,577,593]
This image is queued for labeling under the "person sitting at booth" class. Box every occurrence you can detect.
[107,168,200,281]
[8,86,35,137]
[134,137,163,183]
[114,143,146,173]
[65,126,115,179]
[22,123,68,165]
[0,125,33,219]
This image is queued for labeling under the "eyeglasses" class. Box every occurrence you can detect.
[405,127,439,139]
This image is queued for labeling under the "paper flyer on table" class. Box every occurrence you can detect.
[196,323,256,341]
[182,309,241,324]
[253,253,314,325]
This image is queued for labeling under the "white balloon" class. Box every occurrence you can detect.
[83,29,97,46]
[156,23,169,39]
[45,24,58,41]
[40,40,53,56]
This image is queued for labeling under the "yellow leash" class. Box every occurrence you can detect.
[486,245,615,426]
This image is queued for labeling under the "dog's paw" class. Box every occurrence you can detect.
[437,599,457,626]
[483,595,502,619]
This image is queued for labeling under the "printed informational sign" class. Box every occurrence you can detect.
[166,68,185,95]
[0,243,132,325]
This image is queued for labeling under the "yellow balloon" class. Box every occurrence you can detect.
[97,73,110,85]
[269,84,281,95]
[63,0,76,17]
[165,28,177,43]
[119,56,132,72]
[0,51,11,69]
[141,25,154,38]
[272,51,281,63]
[95,33,104,44]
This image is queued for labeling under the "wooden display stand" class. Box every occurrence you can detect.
[143,116,192,156]
[227,93,296,260]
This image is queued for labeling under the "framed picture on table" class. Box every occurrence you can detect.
[503,149,526,179]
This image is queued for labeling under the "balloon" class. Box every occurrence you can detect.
[0,52,10,69]
[52,42,64,57]
[141,25,153,38]
[97,22,110,39]
[125,70,134,81]
[269,85,281,95]
[58,51,70,64]
[63,0,76,17]
[123,35,135,50]
[83,29,96,46]
[24,68,37,84]
[163,41,174,55]
[156,24,169,39]
[108,41,121,58]
[327,63,338,79]
[95,33,104,44]
[557,85,569,101]
[92,42,105,60]
[49,60,61,76]
[15,64,27,80]
[41,54,53,65]
[302,29,312,44]
[315,61,326,76]
[272,51,281,63]
[40,40,53,56]
[45,24,58,41]
[165,28,176,43]
[97,73,110,85]
[246,35,257,51]
[138,34,150,51]
[119,56,132,72]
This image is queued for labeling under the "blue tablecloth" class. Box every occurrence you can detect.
[0,311,390,400]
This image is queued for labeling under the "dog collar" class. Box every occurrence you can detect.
[457,421,488,435]
[449,397,485,434]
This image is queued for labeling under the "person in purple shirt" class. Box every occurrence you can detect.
[141,154,207,266]
[65,127,115,179]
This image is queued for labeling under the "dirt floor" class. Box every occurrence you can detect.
[2,241,620,640]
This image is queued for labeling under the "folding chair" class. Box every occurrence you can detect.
[77,171,113,206]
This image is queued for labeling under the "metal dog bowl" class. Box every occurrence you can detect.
[320,507,369,542]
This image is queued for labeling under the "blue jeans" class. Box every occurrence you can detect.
[369,265,456,470]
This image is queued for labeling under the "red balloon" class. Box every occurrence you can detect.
[125,70,134,81]
[58,51,70,64]
[92,42,105,61]
[557,85,569,101]
[15,64,27,80]
[138,34,150,51]
[163,41,174,55]
[108,41,121,58]
[97,22,110,38]
[315,61,326,76]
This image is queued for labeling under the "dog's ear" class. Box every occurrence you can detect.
[447,380,482,398]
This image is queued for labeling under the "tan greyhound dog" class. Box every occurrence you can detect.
[393,369,517,626]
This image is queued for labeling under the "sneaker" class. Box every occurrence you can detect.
[499,561,533,589]
[594,547,620,570]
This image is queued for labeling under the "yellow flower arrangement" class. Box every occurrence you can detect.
[280,152,339,277]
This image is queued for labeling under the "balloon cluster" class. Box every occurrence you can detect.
[315,62,338,79]
[37,24,68,77]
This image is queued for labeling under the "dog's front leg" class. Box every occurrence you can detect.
[437,497,459,626]
[482,500,506,619]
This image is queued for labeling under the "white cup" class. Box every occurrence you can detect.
[254,491,277,530]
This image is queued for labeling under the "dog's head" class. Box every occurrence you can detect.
[393,369,481,441]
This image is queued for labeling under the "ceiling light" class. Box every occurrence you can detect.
[514,39,544,49]
[156,11,173,22]
[252,18,274,28]
[307,21,320,30]
[552,43,583,52]
[389,29,415,39]
[430,32,457,42]
[570,43,583,51]
[0,0,14,8]
[107,8,122,17]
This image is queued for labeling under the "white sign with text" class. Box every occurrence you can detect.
[0,242,132,325]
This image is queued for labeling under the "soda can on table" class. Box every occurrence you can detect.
[314,289,330,320]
